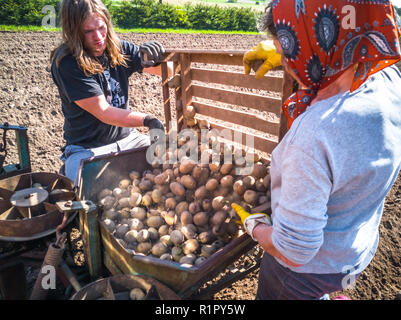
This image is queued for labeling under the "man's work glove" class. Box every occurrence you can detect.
[139,41,165,68]
[243,40,282,80]
[231,203,272,241]
[143,115,165,143]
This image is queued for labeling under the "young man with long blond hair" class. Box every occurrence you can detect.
[51,0,170,185]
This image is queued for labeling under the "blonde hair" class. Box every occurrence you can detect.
[50,0,127,75]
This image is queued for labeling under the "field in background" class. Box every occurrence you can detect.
[111,0,266,10]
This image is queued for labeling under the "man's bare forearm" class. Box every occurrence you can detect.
[101,106,147,128]
[75,95,148,128]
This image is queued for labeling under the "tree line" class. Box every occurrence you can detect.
[0,0,262,32]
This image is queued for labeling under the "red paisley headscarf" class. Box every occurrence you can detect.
[272,0,401,128]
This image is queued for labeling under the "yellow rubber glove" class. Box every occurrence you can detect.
[243,40,282,80]
[231,203,272,241]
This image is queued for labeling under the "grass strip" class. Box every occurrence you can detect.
[0,25,261,35]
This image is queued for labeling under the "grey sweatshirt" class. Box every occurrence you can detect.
[270,65,401,274]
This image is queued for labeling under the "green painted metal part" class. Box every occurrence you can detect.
[0,124,31,179]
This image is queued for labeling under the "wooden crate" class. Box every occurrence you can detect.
[160,49,294,157]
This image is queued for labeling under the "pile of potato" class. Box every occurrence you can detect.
[98,111,271,268]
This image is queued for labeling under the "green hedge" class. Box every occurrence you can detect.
[0,0,261,32]
[0,0,61,26]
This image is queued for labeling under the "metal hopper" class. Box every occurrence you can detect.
[76,146,259,298]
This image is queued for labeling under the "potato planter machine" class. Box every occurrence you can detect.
[0,50,294,300]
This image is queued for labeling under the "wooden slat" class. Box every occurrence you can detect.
[162,51,179,63]
[193,101,279,136]
[173,60,183,132]
[179,53,192,131]
[191,67,283,92]
[190,52,243,66]
[161,61,171,131]
[207,121,278,155]
[191,84,282,114]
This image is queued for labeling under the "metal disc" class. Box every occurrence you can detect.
[10,187,49,207]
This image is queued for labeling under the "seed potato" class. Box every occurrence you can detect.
[179,254,196,266]
[136,229,150,243]
[170,230,184,246]
[112,187,124,199]
[130,207,146,220]
[141,194,152,207]
[198,230,215,244]
[129,171,141,181]
[244,190,258,205]
[194,186,208,200]
[136,242,152,254]
[202,199,212,212]
[139,179,153,192]
[148,227,159,241]
[183,239,199,255]
[243,176,256,189]
[183,105,196,119]
[188,201,201,214]
[104,209,118,220]
[124,230,138,244]
[170,182,185,197]
[193,211,209,226]
[163,210,177,226]
[181,175,196,189]
[175,201,189,215]
[233,181,246,197]
[129,218,144,231]
[165,197,177,210]
[205,178,219,191]
[211,210,228,226]
[220,163,233,175]
[115,224,129,238]
[201,244,217,258]
[147,216,164,229]
[119,178,131,190]
[180,211,193,225]
[160,253,172,261]
[179,158,196,174]
[181,225,197,240]
[154,172,170,185]
[151,189,162,203]
[99,195,115,210]
[103,218,115,232]
[251,163,268,179]
[160,234,172,247]
[220,175,234,188]
[212,196,225,211]
[151,242,168,257]
[158,224,170,237]
[171,246,184,262]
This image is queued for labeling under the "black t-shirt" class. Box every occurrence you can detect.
[51,40,143,149]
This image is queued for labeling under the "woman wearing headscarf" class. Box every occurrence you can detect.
[233,0,401,299]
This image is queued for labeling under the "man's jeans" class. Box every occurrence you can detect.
[60,130,150,186]
[256,253,360,300]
